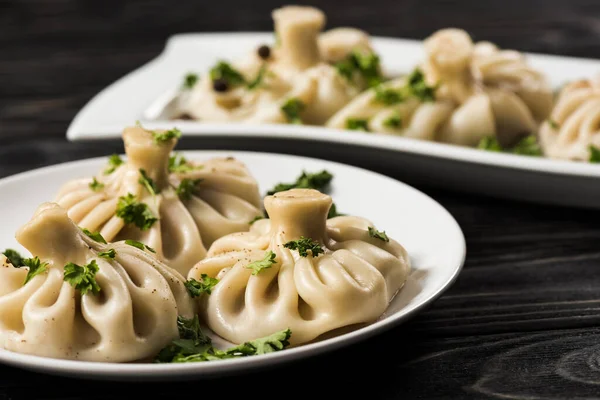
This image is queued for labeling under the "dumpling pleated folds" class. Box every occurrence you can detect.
[0,203,195,362]
[188,188,411,346]
[54,125,262,275]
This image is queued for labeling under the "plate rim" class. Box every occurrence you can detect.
[0,149,466,380]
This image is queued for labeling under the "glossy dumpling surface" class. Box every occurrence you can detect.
[0,203,195,362]
[188,189,410,346]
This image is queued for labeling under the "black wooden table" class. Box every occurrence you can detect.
[3,0,600,398]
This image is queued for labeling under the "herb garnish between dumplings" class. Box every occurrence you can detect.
[281,98,305,124]
[155,315,291,363]
[478,135,542,157]
[63,260,101,295]
[246,251,277,275]
[182,73,199,89]
[335,50,383,88]
[81,228,107,244]
[98,249,116,259]
[125,239,156,253]
[153,128,182,144]
[176,178,203,200]
[267,170,333,195]
[589,145,600,163]
[2,249,49,284]
[210,61,246,87]
[139,169,160,195]
[373,68,436,105]
[368,227,389,242]
[383,112,402,128]
[283,237,324,257]
[116,193,158,230]
[89,178,104,192]
[346,118,369,131]
[185,274,219,297]
[168,153,203,173]
[104,154,124,175]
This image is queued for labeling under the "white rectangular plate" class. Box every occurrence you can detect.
[67,32,600,209]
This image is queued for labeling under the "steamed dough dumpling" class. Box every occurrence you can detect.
[0,203,195,362]
[188,189,410,346]
[54,125,262,275]
[178,5,370,125]
[539,77,600,161]
[423,28,553,147]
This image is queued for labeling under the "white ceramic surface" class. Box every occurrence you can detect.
[65,33,600,209]
[0,151,465,381]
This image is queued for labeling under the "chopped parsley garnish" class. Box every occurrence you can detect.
[374,87,406,105]
[3,250,50,285]
[335,50,384,88]
[246,251,277,275]
[155,314,291,363]
[116,193,158,230]
[63,260,101,295]
[2,249,24,268]
[478,135,542,157]
[81,228,107,244]
[283,237,324,258]
[139,169,160,195]
[247,65,267,90]
[383,112,403,128]
[169,153,202,173]
[249,215,265,225]
[185,274,219,297]
[589,145,600,163]
[267,170,333,195]
[327,202,345,218]
[406,68,436,102]
[153,128,182,144]
[176,178,203,200]
[104,154,124,175]
[89,178,104,192]
[346,118,370,131]
[125,239,156,253]
[547,119,560,129]
[368,227,389,242]
[98,249,116,259]
[182,73,199,89]
[281,98,305,124]
[209,61,246,87]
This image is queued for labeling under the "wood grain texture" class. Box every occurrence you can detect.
[3,0,600,398]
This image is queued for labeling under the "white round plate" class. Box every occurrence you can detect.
[0,150,465,381]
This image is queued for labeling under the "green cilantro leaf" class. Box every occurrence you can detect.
[327,202,345,218]
[125,239,156,253]
[139,169,160,195]
[225,328,292,356]
[368,226,389,242]
[335,50,383,88]
[116,193,158,230]
[89,177,104,192]
[98,249,116,259]
[511,135,543,156]
[346,118,370,131]
[267,170,333,195]
[383,112,403,128]
[246,251,277,275]
[281,98,305,124]
[104,154,124,175]
[210,61,246,86]
[406,68,436,102]
[63,260,101,295]
[283,237,324,257]
[81,228,107,244]
[182,73,199,89]
[176,178,203,201]
[477,136,503,152]
[155,315,213,363]
[2,249,24,267]
[153,128,182,144]
[185,274,219,297]
[169,153,202,173]
[374,87,406,105]
[247,65,267,90]
[589,145,600,163]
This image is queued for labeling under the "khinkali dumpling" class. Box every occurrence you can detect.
[54,125,262,275]
[318,27,373,63]
[0,203,195,362]
[188,188,410,345]
[423,28,553,147]
[177,5,365,125]
[539,77,600,161]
